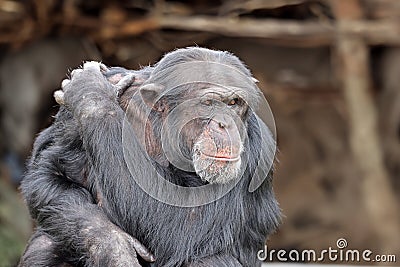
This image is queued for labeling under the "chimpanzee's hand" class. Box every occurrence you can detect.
[87,226,155,267]
[54,61,135,118]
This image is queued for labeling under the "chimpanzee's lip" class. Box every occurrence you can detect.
[200,152,240,162]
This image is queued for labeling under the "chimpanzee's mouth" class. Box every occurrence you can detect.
[197,151,241,162]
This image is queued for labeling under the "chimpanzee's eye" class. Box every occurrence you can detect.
[228,98,239,106]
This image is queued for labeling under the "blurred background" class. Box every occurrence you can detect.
[0,0,399,266]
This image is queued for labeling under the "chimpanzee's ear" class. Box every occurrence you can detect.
[140,84,164,109]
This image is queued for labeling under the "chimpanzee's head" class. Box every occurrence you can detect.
[137,47,261,184]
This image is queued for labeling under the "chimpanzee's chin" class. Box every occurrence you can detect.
[192,154,242,184]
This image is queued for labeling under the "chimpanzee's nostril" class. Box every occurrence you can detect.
[208,119,227,131]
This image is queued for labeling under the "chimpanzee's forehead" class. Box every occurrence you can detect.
[148,61,261,106]
[192,85,250,101]
[149,62,254,88]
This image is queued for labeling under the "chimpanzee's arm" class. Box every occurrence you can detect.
[57,62,139,216]
[20,70,153,266]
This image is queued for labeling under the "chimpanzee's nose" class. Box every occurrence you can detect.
[209,119,228,131]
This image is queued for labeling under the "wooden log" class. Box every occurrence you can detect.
[331,0,400,255]
[2,12,400,47]
[2,1,400,46]
[90,15,400,47]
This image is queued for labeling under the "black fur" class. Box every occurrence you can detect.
[19,47,281,267]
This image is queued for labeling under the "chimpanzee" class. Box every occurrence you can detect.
[18,47,281,267]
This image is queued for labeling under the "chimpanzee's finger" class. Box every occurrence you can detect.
[61,79,70,88]
[53,90,65,105]
[99,62,108,73]
[71,68,83,77]
[53,78,70,105]
[82,61,102,71]
[115,73,136,97]
[131,237,156,262]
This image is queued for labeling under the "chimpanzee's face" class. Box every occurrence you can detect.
[105,66,256,185]
[156,86,249,184]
